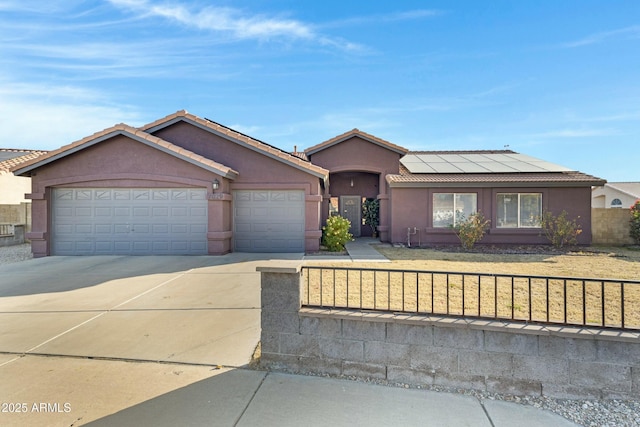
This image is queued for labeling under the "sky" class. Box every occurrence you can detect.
[0,1,638,182]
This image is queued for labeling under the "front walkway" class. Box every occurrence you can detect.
[304,238,390,262]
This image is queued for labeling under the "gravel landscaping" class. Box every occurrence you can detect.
[0,243,33,265]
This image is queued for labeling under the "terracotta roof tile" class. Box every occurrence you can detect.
[0,149,48,174]
[387,163,605,186]
[305,128,408,156]
[11,124,239,179]
[141,111,328,179]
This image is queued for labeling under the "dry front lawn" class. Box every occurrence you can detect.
[303,246,640,329]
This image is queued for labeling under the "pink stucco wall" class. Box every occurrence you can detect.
[152,122,324,252]
[307,136,402,242]
[27,126,325,256]
[389,186,593,246]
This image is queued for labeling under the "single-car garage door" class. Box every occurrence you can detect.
[233,190,305,252]
[52,188,208,255]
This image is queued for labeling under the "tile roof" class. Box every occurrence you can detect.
[305,128,408,156]
[141,110,328,179]
[0,149,48,174]
[11,124,239,179]
[387,163,605,187]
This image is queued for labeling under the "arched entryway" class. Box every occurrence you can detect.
[326,171,379,237]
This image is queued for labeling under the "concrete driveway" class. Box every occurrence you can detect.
[0,253,301,426]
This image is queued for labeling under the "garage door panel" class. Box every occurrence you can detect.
[52,188,208,255]
[233,190,305,253]
[75,224,92,233]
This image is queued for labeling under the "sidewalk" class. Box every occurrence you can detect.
[86,369,580,427]
[304,237,390,262]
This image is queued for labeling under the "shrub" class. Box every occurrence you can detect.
[362,198,379,235]
[630,200,640,245]
[540,210,582,248]
[322,215,353,252]
[452,211,490,250]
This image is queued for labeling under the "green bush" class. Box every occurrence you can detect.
[540,210,582,248]
[630,200,640,245]
[452,211,490,250]
[322,215,353,252]
[362,198,379,235]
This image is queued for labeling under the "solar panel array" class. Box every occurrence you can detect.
[400,152,575,174]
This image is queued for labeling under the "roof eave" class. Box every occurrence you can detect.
[306,132,408,157]
[13,129,239,180]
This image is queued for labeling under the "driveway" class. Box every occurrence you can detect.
[0,253,301,426]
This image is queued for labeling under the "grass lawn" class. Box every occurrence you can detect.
[303,246,640,329]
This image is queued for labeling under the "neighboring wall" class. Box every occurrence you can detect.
[259,267,640,400]
[0,224,25,246]
[0,203,30,227]
[0,173,32,205]
[592,208,634,245]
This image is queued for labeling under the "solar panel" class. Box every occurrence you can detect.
[400,151,575,174]
[451,162,492,173]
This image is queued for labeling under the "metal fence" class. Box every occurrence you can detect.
[0,224,14,236]
[302,266,640,331]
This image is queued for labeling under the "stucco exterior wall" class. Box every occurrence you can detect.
[592,186,638,210]
[306,137,402,242]
[389,186,593,246]
[153,122,324,252]
[26,135,229,257]
[0,173,32,204]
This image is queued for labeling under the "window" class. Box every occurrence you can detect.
[611,198,623,208]
[497,193,542,228]
[432,193,477,227]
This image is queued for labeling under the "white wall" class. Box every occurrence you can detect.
[0,173,32,204]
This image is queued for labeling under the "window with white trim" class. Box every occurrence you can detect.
[497,193,542,228]
[611,198,623,208]
[432,193,477,227]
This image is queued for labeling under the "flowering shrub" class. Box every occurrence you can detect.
[540,210,582,248]
[630,200,640,245]
[322,215,353,252]
[452,211,490,250]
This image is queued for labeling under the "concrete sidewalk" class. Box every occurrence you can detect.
[86,369,579,427]
[304,238,390,262]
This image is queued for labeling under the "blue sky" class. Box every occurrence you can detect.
[1,1,638,181]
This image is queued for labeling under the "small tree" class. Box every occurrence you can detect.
[322,215,353,252]
[362,198,379,236]
[540,210,582,248]
[452,211,490,250]
[630,200,640,245]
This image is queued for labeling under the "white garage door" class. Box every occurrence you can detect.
[52,188,208,255]
[233,190,305,252]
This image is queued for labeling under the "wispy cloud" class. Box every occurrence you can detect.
[319,9,442,29]
[108,0,365,51]
[562,25,640,48]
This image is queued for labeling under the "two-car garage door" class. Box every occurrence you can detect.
[52,188,208,255]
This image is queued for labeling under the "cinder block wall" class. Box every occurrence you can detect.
[592,208,634,245]
[0,224,25,247]
[0,203,31,232]
[259,268,640,400]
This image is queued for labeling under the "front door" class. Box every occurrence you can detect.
[340,196,361,237]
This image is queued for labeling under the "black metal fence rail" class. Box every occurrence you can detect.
[302,266,640,331]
